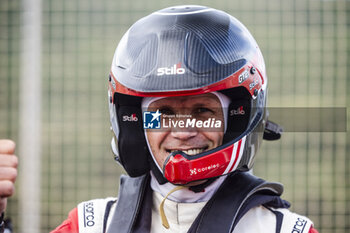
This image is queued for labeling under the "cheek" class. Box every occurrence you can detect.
[146,131,168,166]
[146,131,162,151]
[203,131,224,146]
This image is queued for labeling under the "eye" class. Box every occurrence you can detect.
[195,107,214,114]
[159,107,174,115]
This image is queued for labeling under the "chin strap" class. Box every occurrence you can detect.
[188,178,217,193]
[150,159,168,184]
[159,186,186,229]
[158,178,219,229]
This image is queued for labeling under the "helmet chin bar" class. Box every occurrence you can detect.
[163,136,246,185]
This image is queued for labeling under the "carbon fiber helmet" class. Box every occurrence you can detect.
[108,5,281,185]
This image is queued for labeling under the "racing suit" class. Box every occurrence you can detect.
[51,172,318,233]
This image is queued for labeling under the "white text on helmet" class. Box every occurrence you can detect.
[238,69,249,84]
[157,64,185,76]
[249,78,259,90]
[123,114,138,122]
[189,163,220,176]
[230,106,245,116]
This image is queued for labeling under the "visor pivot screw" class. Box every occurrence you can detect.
[253,89,258,97]
[108,75,112,82]
[250,67,256,74]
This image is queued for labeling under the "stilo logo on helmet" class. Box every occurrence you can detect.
[157,63,186,76]
[123,114,138,122]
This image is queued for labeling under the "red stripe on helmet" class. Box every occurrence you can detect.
[228,139,243,173]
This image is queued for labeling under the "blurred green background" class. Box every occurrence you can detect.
[0,0,349,232]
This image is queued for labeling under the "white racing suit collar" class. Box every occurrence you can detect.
[150,171,226,203]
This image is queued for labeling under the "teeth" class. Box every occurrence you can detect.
[170,148,205,155]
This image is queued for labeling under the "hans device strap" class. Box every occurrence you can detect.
[106,172,284,233]
[106,174,149,233]
[187,172,284,233]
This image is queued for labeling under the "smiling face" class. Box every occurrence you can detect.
[145,93,225,170]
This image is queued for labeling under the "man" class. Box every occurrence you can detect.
[0,139,18,233]
[53,5,318,233]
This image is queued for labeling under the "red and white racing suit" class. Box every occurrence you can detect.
[52,197,318,233]
[52,173,318,233]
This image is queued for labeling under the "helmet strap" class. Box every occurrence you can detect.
[149,158,168,184]
[188,177,217,193]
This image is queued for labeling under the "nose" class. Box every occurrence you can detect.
[170,128,198,140]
